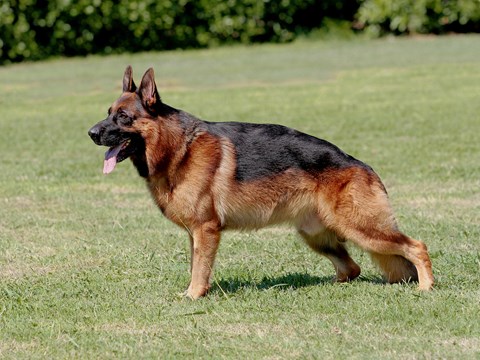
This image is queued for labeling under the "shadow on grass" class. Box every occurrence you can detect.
[211,272,386,295]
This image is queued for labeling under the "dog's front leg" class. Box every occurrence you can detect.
[186,221,221,299]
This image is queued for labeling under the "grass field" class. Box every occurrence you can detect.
[1,35,479,359]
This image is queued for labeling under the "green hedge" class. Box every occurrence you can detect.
[356,0,480,36]
[1,0,480,65]
[0,0,359,64]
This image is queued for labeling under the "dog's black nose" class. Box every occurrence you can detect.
[88,124,102,144]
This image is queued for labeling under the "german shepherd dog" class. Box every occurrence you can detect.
[88,66,434,299]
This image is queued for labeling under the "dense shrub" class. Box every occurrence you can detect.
[0,0,359,64]
[357,0,480,36]
[2,0,480,64]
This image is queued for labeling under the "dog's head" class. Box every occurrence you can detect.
[88,66,163,175]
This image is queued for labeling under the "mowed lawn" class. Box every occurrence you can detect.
[1,35,479,359]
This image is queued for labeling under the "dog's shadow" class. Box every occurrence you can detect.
[212,272,385,295]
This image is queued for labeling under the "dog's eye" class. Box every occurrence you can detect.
[116,112,133,126]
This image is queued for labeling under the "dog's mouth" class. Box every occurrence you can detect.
[103,139,133,174]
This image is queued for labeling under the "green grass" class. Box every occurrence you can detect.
[1,35,480,359]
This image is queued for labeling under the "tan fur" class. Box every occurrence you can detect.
[315,168,433,290]
[96,70,434,298]
[135,122,433,298]
[298,229,361,283]
[370,253,418,283]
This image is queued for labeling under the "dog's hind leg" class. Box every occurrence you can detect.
[297,224,361,283]
[369,253,418,284]
[348,230,433,290]
[322,168,434,290]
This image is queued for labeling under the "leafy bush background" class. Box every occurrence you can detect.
[1,0,479,64]
[357,0,480,36]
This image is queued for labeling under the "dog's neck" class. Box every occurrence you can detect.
[132,105,198,182]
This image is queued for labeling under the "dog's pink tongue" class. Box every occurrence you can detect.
[103,144,123,174]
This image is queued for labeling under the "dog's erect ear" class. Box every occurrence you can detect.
[138,68,161,112]
[123,65,137,92]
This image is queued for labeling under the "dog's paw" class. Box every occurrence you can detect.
[177,290,190,299]
[183,284,209,300]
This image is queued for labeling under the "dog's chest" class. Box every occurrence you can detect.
[146,177,186,219]
[146,175,214,227]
